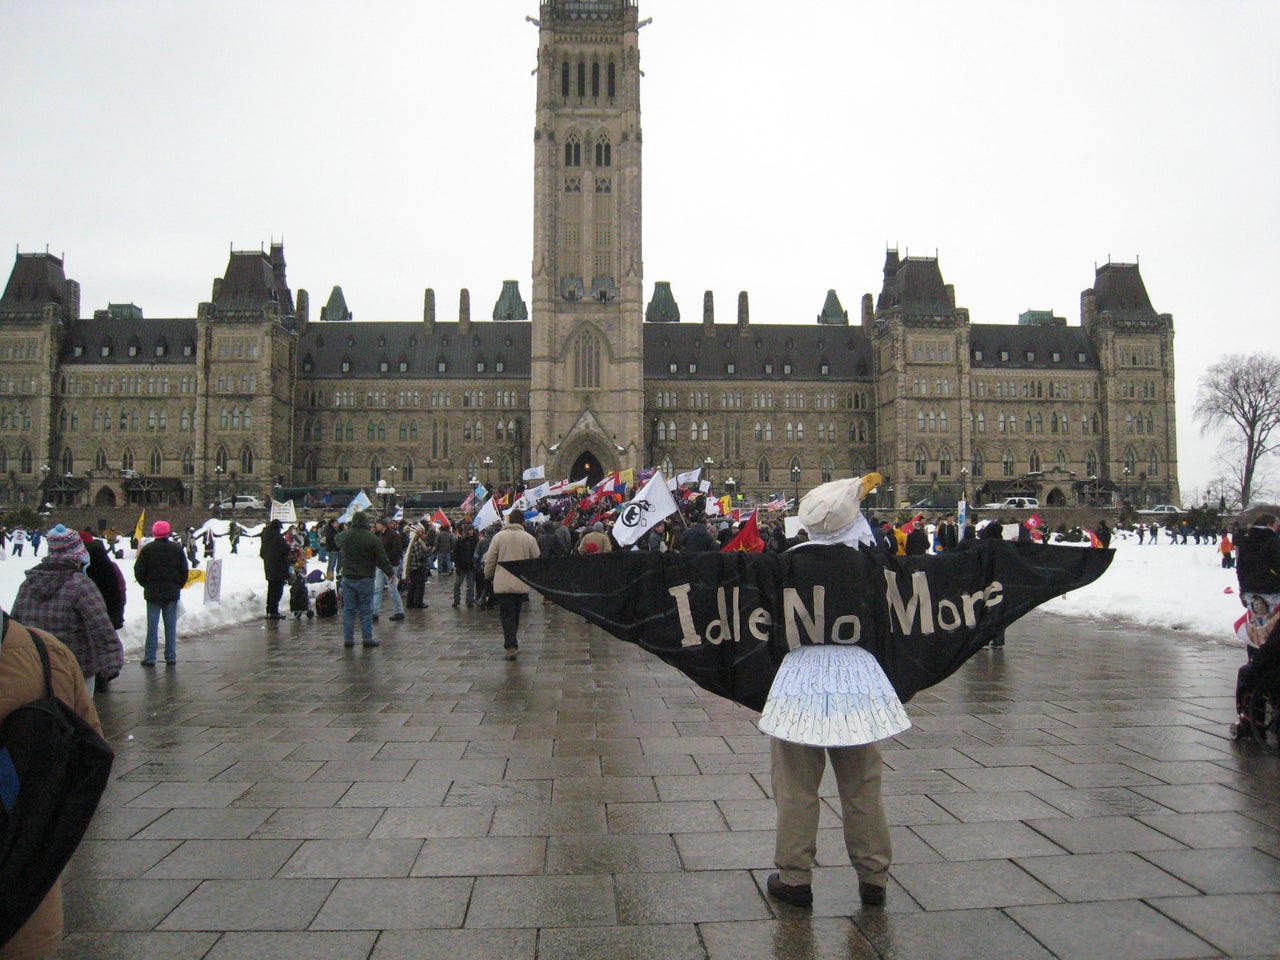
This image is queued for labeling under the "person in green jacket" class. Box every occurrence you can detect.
[335,511,393,648]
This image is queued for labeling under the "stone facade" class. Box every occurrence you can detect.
[0,1,1178,516]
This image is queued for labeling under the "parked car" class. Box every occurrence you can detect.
[981,497,1040,510]
[911,496,959,510]
[1142,504,1182,514]
[212,495,267,512]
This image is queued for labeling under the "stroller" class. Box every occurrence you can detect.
[288,567,313,620]
[1231,596,1280,749]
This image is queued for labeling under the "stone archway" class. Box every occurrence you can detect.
[93,485,118,509]
[569,451,605,488]
[1046,487,1067,507]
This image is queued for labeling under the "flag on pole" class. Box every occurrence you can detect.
[432,508,451,528]
[613,469,680,548]
[523,465,545,482]
[675,468,702,486]
[1081,527,1103,548]
[134,509,146,541]
[514,481,550,512]
[764,495,787,512]
[902,513,925,533]
[473,496,500,531]
[472,483,488,502]
[721,511,765,553]
[460,491,477,513]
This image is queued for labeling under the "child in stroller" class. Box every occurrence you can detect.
[288,552,313,619]
[1233,595,1280,743]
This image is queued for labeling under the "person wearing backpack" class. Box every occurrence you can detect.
[10,526,123,696]
[0,616,102,959]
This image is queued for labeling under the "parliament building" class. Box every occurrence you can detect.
[0,0,1178,516]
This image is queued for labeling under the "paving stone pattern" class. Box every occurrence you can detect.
[53,591,1280,959]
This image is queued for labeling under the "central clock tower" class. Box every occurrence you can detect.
[528,0,645,484]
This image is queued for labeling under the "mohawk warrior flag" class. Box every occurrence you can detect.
[504,542,1111,712]
[613,469,679,548]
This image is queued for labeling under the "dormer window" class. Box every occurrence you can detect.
[379,360,389,373]
[127,342,140,357]
[820,362,830,375]
[973,349,983,361]
[495,360,505,373]
[302,356,314,374]
[72,344,84,357]
[437,359,447,373]
[1051,351,1061,363]
[399,360,408,373]
[669,361,677,374]
[783,363,792,375]
[476,361,486,373]
[341,357,352,374]
[999,350,1009,362]
[726,362,735,374]
[154,341,168,357]
[182,342,194,357]
[1025,351,1035,362]
[1077,352,1087,363]
[687,362,697,374]
[100,342,112,358]
[764,362,774,375]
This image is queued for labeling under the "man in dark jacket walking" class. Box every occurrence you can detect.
[372,518,406,621]
[134,520,189,665]
[259,519,293,619]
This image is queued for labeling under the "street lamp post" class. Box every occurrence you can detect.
[376,479,397,516]
[725,476,736,504]
[483,455,493,488]
[385,464,397,500]
[214,465,224,513]
[703,457,714,492]
[791,464,801,509]
[960,466,969,505]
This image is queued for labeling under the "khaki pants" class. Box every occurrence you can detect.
[771,737,891,888]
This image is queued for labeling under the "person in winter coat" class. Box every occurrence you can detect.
[577,521,613,554]
[434,523,455,575]
[1237,514,1280,609]
[0,618,101,959]
[11,525,124,695]
[133,520,189,665]
[483,511,540,659]
[404,524,432,609]
[259,519,293,619]
[371,518,406,621]
[81,532,126,630]
[904,524,930,556]
[335,511,394,648]
[934,515,960,552]
[452,524,478,607]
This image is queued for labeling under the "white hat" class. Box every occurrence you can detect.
[758,645,911,747]
[796,472,882,547]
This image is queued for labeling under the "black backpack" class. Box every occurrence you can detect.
[315,587,338,618]
[0,616,114,946]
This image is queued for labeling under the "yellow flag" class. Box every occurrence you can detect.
[134,510,145,541]
[618,469,635,485]
[184,569,206,587]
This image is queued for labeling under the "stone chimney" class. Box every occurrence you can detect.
[737,291,749,336]
[703,290,714,330]
[423,288,436,333]
[296,289,309,328]
[459,288,471,334]
[861,292,874,326]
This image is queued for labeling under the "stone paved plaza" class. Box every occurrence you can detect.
[52,588,1280,960]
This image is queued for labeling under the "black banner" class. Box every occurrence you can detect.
[505,541,1112,712]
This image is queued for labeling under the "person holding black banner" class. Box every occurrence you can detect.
[765,474,895,910]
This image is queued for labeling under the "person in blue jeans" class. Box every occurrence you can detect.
[371,518,405,622]
[133,519,189,665]
[336,511,393,647]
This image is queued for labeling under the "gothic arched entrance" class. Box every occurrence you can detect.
[1046,487,1067,507]
[570,451,605,488]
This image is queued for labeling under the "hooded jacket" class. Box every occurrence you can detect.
[11,559,124,680]
[1237,524,1280,594]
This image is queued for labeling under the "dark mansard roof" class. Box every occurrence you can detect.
[969,323,1098,370]
[60,317,199,365]
[1091,261,1159,321]
[875,252,955,317]
[642,324,874,381]
[298,322,533,379]
[0,252,76,322]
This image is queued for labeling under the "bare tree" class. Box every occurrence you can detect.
[1195,354,1280,508]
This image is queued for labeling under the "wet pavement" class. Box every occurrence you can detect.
[53,586,1280,960]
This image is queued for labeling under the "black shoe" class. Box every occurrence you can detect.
[140,660,156,667]
[452,601,459,608]
[389,613,405,622]
[371,614,379,622]
[362,640,380,647]
[343,640,355,648]
[766,873,812,908]
[990,637,1005,647]
[859,882,886,907]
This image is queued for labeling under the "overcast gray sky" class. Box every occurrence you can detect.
[3,1,1277,500]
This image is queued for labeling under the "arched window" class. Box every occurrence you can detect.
[971,448,985,477]
[577,60,586,97]
[95,448,108,471]
[121,447,135,472]
[474,419,483,443]
[401,456,415,483]
[561,60,570,98]
[1124,448,1137,475]
[336,456,350,483]
[939,447,953,475]
[607,61,616,98]
[369,458,381,483]
[657,421,668,442]
[594,134,611,167]
[591,61,600,97]
[573,331,600,388]
[818,422,827,442]
[215,446,228,473]
[60,447,72,474]
[1002,449,1015,477]
[757,457,771,484]
[668,420,677,442]
[914,446,928,475]
[918,411,926,431]
[149,447,162,474]
[304,455,317,483]
[700,420,709,442]
[764,421,773,442]
[564,134,582,167]
[820,456,834,483]
[1056,450,1068,472]
[240,444,254,475]
[754,421,763,441]
[786,422,795,442]
[1086,450,1098,476]
[1029,449,1042,473]
[1148,448,1160,476]
[181,447,194,476]
[795,421,804,441]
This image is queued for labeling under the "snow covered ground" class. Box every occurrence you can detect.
[0,520,1247,658]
